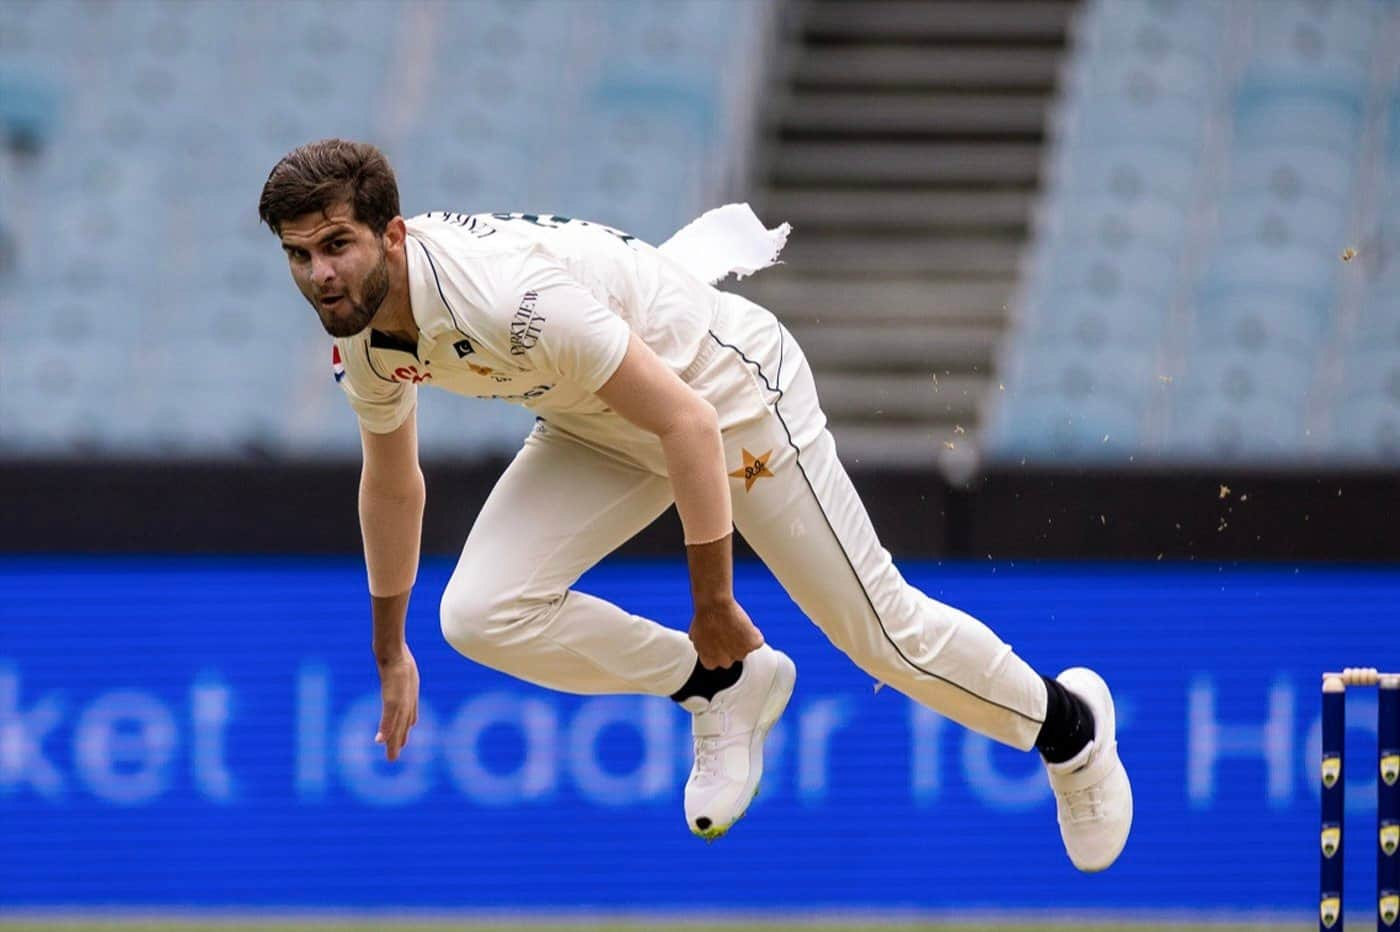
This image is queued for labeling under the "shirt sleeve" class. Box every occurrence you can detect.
[497,256,631,392]
[334,342,417,434]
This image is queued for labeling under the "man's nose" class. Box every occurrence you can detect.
[310,256,336,285]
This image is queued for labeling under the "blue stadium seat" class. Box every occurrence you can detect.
[1201,242,1338,312]
[1193,288,1331,359]
[1217,192,1350,252]
[1225,142,1358,202]
[1327,396,1400,462]
[1001,342,1159,405]
[1038,194,1190,252]
[1067,48,1217,108]
[1061,91,1208,154]
[1164,394,1310,461]
[1020,290,1168,351]
[1028,241,1180,305]
[1052,142,1201,204]
[1338,347,1400,402]
[985,393,1144,463]
[1078,0,1226,64]
[1250,0,1379,61]
[1348,298,1400,349]
[1178,346,1317,406]
[1234,90,1364,153]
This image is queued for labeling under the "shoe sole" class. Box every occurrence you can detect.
[692,651,797,841]
[1056,666,1132,872]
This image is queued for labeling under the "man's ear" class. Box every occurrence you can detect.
[384,216,407,253]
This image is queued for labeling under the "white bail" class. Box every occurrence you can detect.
[657,202,791,286]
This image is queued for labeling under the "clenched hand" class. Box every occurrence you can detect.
[690,598,764,670]
[374,648,420,761]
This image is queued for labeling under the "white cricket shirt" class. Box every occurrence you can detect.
[332,211,727,451]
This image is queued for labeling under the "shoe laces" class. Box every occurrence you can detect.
[1062,783,1105,824]
[691,711,731,781]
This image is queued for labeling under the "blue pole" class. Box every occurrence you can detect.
[1379,677,1399,930]
[1322,676,1345,931]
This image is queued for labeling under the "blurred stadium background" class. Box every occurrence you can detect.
[1,0,1397,929]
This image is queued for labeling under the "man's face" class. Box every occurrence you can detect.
[278,202,391,338]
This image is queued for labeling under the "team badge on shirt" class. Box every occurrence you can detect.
[331,345,345,382]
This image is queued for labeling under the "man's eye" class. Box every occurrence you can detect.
[330,239,348,250]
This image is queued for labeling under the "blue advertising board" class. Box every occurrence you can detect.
[1,557,1397,917]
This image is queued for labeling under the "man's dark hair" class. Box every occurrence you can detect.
[258,138,400,236]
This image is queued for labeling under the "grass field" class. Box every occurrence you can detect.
[0,921,1314,932]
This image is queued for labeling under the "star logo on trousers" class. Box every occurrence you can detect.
[729,448,774,492]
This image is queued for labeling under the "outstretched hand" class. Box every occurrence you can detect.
[690,598,764,670]
[375,647,420,761]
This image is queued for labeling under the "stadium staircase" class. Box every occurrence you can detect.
[740,0,1074,468]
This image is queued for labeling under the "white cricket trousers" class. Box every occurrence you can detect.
[439,295,1049,751]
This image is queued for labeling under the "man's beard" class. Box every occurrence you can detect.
[318,251,390,338]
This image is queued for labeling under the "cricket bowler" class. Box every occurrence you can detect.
[259,139,1133,871]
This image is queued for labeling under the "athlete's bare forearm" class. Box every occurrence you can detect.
[657,403,734,549]
[358,471,425,602]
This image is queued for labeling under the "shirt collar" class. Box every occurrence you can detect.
[403,232,458,355]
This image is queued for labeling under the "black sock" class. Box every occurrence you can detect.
[670,658,743,703]
[1035,674,1096,764]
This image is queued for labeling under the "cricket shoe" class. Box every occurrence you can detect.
[1044,667,1133,872]
[680,644,796,840]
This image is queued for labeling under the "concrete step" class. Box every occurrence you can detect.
[761,188,1034,231]
[739,275,1013,325]
[804,1,1074,41]
[779,234,1021,276]
[815,371,986,422]
[776,92,1049,135]
[788,322,999,372]
[792,45,1061,89]
[769,141,1041,185]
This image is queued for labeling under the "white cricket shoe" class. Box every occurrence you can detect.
[680,644,796,840]
[1044,667,1133,872]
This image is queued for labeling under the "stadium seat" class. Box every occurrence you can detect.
[984,393,1144,463]
[1216,192,1350,252]
[1059,92,1209,154]
[1327,396,1400,462]
[1037,194,1190,252]
[1250,0,1379,61]
[1027,241,1180,305]
[1348,299,1400,349]
[1066,47,1217,109]
[1020,290,1168,351]
[1050,141,1201,204]
[1000,341,1159,406]
[1163,394,1311,462]
[1178,346,1317,406]
[1224,142,1358,203]
[1201,241,1338,313]
[1077,0,1226,64]
[1193,288,1331,359]
[1234,90,1364,153]
[1337,347,1400,402]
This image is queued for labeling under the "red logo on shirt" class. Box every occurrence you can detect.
[392,365,432,384]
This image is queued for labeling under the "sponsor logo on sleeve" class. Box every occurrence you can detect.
[392,365,432,384]
[509,291,545,356]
